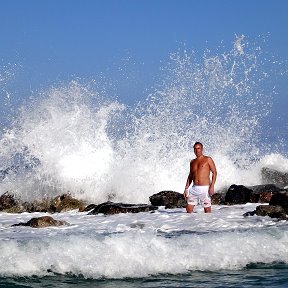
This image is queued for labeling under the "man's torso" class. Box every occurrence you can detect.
[190,156,211,186]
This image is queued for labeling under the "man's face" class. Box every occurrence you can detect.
[194,144,203,157]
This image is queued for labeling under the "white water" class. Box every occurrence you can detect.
[0,36,287,204]
[0,204,288,278]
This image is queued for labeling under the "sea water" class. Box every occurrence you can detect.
[0,36,288,287]
[1,205,288,287]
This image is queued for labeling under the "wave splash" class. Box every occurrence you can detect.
[0,229,287,278]
[0,36,286,203]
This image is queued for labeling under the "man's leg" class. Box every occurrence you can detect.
[201,191,211,213]
[204,206,211,213]
[186,204,195,213]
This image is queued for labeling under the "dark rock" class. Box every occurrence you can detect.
[224,185,253,205]
[88,202,158,215]
[249,184,282,203]
[50,194,86,213]
[0,192,18,211]
[261,168,288,188]
[0,193,86,214]
[250,184,282,194]
[269,192,288,211]
[22,199,53,213]
[12,216,69,228]
[149,191,186,208]
[255,205,287,219]
[211,193,225,205]
[243,210,256,217]
[82,203,98,212]
[2,205,26,213]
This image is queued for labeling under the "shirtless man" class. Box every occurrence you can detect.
[183,142,217,213]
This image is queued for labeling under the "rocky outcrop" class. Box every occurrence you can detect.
[249,184,282,203]
[0,192,19,211]
[50,194,86,213]
[244,191,288,220]
[12,216,69,228]
[255,205,287,219]
[149,191,186,208]
[88,202,158,215]
[224,185,253,204]
[269,192,288,212]
[261,167,288,188]
[223,184,283,205]
[0,192,86,213]
[82,203,98,212]
[211,193,225,205]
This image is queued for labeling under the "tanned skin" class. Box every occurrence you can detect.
[183,143,217,213]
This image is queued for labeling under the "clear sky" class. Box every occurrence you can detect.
[0,0,287,116]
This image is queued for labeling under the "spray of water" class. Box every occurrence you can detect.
[0,36,285,203]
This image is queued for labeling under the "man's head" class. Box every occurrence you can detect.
[193,142,203,158]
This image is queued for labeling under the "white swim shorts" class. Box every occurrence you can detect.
[187,185,211,208]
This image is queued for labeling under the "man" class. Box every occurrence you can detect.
[183,142,217,213]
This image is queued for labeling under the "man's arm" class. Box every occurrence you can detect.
[208,157,217,195]
[183,161,193,198]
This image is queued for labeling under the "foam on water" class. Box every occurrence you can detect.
[0,36,287,203]
[0,205,288,278]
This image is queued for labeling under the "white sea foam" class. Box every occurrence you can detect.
[0,204,288,278]
[0,36,286,203]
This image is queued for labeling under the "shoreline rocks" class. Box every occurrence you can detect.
[244,191,288,219]
[1,181,288,220]
[0,192,19,211]
[88,202,158,215]
[0,193,86,214]
[12,216,69,228]
[149,191,186,209]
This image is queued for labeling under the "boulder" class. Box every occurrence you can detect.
[255,205,287,220]
[88,202,158,215]
[261,167,288,188]
[12,216,69,228]
[82,203,98,212]
[249,184,282,203]
[50,194,86,213]
[211,193,225,205]
[269,192,288,211]
[149,191,186,208]
[224,185,253,204]
[22,198,54,213]
[0,193,86,213]
[0,192,19,211]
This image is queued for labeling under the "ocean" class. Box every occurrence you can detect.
[0,205,288,287]
[0,36,288,286]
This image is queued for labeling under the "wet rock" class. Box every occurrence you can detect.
[243,210,256,217]
[2,205,27,213]
[261,167,288,188]
[149,191,186,209]
[249,184,282,203]
[269,192,288,211]
[88,202,158,215]
[82,203,98,212]
[12,216,69,228]
[22,198,54,213]
[211,193,225,205]
[0,192,19,211]
[50,194,86,213]
[224,185,253,205]
[255,205,287,219]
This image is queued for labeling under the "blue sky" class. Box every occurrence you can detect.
[1,0,288,120]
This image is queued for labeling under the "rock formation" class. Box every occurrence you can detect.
[12,216,69,228]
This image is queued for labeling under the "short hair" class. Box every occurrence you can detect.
[193,142,203,148]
